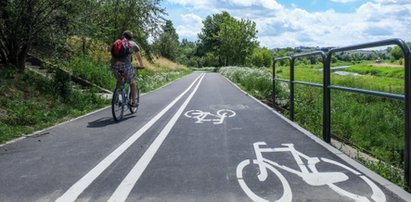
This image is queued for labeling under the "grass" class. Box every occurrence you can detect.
[0,51,190,145]
[0,67,108,144]
[219,64,406,188]
[345,64,404,79]
[61,56,190,93]
[219,66,273,103]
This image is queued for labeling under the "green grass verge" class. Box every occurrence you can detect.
[62,56,191,92]
[0,67,109,144]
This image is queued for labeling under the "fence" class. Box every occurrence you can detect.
[272,38,411,189]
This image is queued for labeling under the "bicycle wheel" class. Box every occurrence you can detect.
[128,83,139,114]
[184,110,203,118]
[217,109,236,117]
[316,158,386,202]
[112,87,125,121]
[236,159,292,202]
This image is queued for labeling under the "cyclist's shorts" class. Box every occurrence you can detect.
[111,63,135,84]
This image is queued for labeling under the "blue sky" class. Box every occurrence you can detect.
[161,0,411,48]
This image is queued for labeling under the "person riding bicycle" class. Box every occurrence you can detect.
[111,30,144,107]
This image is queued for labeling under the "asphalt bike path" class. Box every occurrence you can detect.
[0,72,410,201]
[0,72,203,201]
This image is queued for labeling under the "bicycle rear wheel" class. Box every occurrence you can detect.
[128,83,139,114]
[112,88,125,121]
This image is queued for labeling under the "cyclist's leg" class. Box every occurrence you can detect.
[124,64,137,106]
[111,64,124,89]
[130,83,137,104]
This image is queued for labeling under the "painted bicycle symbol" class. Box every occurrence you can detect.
[236,142,386,202]
[184,109,236,125]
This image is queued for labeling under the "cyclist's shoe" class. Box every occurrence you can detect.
[130,100,139,107]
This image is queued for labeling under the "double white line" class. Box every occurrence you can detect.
[56,73,206,202]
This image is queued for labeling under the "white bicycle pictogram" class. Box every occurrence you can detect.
[184,109,236,124]
[236,142,386,202]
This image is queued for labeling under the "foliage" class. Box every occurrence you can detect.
[0,68,108,144]
[390,42,411,61]
[0,0,166,69]
[250,47,273,67]
[0,0,76,70]
[197,11,258,67]
[176,39,202,67]
[73,0,165,58]
[62,54,189,92]
[345,64,404,79]
[152,20,180,61]
[219,66,273,102]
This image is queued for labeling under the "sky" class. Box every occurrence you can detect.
[160,0,411,49]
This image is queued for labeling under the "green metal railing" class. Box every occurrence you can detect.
[272,38,411,189]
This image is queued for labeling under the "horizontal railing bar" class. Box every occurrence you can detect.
[274,56,292,61]
[329,85,404,100]
[273,79,323,87]
[293,51,327,60]
[329,38,410,55]
[293,81,323,87]
[273,78,290,83]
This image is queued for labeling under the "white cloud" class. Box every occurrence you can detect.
[167,0,216,9]
[176,13,204,40]
[166,0,411,48]
[330,0,356,3]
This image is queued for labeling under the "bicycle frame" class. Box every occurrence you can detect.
[254,142,344,184]
[239,142,386,202]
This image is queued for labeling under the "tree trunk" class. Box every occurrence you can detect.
[16,44,29,72]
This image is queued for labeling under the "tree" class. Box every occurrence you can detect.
[90,0,166,60]
[153,20,179,60]
[0,0,166,69]
[198,11,258,66]
[0,0,76,70]
[250,47,273,67]
[176,39,200,67]
[390,42,411,61]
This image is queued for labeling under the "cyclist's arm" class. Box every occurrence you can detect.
[135,51,144,69]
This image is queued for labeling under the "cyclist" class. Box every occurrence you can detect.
[111,30,144,107]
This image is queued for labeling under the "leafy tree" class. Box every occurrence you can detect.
[390,42,411,61]
[90,0,165,60]
[177,39,200,67]
[153,20,179,60]
[0,0,76,70]
[0,0,166,69]
[250,47,273,67]
[198,11,258,66]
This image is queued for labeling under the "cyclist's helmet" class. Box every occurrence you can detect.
[122,30,133,40]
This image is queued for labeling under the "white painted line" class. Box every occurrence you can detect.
[108,73,206,202]
[55,73,205,202]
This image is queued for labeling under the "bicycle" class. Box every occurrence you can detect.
[184,109,236,124]
[236,142,386,202]
[111,70,140,122]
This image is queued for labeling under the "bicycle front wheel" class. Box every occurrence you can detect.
[236,159,292,202]
[112,88,125,121]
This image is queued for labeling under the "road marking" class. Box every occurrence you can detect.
[55,73,205,202]
[108,73,206,202]
[184,109,236,124]
[237,142,386,202]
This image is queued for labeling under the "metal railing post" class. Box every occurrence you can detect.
[401,41,411,189]
[290,58,295,121]
[324,53,332,143]
[273,59,276,106]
